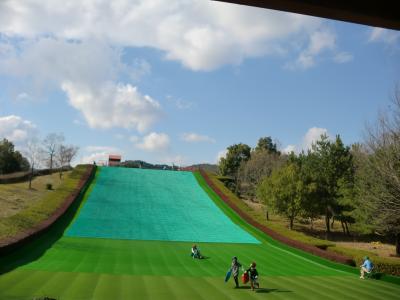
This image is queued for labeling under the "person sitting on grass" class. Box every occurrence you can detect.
[360,256,373,279]
[191,244,203,259]
[230,257,242,288]
[247,262,259,291]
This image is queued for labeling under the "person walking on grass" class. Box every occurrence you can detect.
[246,262,259,291]
[230,257,242,288]
[360,256,373,279]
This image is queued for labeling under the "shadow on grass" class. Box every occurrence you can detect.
[236,286,251,290]
[256,288,292,293]
[235,286,292,293]
[0,171,95,276]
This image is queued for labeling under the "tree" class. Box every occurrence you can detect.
[57,145,79,178]
[43,133,64,171]
[0,139,29,174]
[356,87,400,255]
[237,149,285,200]
[257,162,307,230]
[219,143,251,177]
[219,143,251,194]
[307,134,354,238]
[254,136,279,154]
[25,139,41,189]
[293,153,320,230]
[64,145,79,167]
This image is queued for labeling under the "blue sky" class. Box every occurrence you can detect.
[0,1,399,166]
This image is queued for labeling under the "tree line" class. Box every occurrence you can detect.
[219,89,400,256]
[0,133,78,188]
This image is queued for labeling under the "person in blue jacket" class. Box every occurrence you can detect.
[360,256,373,279]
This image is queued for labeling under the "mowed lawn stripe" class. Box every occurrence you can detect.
[18,238,346,277]
[1,271,400,300]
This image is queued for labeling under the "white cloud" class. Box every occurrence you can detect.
[0,0,321,71]
[0,115,37,143]
[62,81,162,131]
[308,30,336,55]
[181,132,215,143]
[302,127,330,150]
[85,146,120,153]
[80,152,109,165]
[216,149,227,163]
[81,145,121,164]
[159,154,187,166]
[15,92,31,102]
[129,135,139,143]
[369,28,400,45]
[0,37,162,131]
[167,95,195,110]
[283,144,296,154]
[130,58,151,81]
[290,29,336,69]
[73,119,84,126]
[0,38,121,89]
[333,51,353,63]
[282,127,330,154]
[135,132,170,152]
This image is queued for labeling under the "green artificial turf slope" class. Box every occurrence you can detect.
[66,167,259,244]
[0,168,400,299]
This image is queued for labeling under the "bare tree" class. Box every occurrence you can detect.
[57,145,79,179]
[360,86,400,255]
[238,150,285,200]
[43,133,64,171]
[25,139,42,189]
[64,146,79,167]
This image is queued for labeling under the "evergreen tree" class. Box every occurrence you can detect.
[0,138,30,174]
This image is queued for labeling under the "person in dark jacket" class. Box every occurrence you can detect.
[246,262,259,291]
[191,244,202,259]
[230,257,242,288]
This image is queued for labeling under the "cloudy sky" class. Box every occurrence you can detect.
[0,0,399,166]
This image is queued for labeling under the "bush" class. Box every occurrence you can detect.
[46,183,53,190]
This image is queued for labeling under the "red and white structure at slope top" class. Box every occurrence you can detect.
[108,154,122,167]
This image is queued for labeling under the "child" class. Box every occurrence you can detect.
[246,262,259,291]
[191,244,202,259]
[230,257,242,288]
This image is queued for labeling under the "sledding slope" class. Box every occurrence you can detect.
[0,167,399,300]
[66,167,259,243]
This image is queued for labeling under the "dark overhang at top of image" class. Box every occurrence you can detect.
[213,0,400,30]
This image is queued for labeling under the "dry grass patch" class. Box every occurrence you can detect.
[0,172,70,218]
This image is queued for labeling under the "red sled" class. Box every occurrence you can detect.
[241,272,249,284]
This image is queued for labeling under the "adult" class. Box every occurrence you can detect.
[230,257,242,288]
[360,256,373,279]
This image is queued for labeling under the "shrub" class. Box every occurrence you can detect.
[46,183,53,190]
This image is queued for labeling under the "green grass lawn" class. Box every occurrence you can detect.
[0,166,87,241]
[0,167,399,300]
